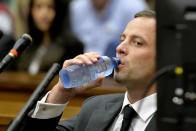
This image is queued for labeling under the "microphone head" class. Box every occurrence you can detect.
[22,33,33,43]
[12,33,32,56]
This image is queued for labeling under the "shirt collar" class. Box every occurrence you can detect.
[120,92,157,122]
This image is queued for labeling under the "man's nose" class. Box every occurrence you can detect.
[116,42,127,56]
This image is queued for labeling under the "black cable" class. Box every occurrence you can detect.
[137,65,177,115]
[0,30,3,39]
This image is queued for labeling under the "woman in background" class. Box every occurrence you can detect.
[16,0,83,75]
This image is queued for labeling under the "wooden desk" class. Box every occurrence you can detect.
[0,72,125,130]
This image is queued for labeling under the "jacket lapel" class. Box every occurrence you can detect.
[145,113,157,131]
[85,98,123,131]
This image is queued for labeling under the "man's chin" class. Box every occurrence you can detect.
[113,74,124,84]
[114,70,126,83]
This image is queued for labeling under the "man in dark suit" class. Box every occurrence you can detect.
[22,10,156,131]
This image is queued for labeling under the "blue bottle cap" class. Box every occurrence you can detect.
[112,57,121,68]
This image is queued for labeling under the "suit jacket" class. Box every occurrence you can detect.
[21,93,157,131]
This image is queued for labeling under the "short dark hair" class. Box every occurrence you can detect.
[134,10,156,19]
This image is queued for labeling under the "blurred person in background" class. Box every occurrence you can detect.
[13,0,83,75]
[0,2,15,35]
[9,0,30,37]
[70,0,148,56]
[0,2,15,61]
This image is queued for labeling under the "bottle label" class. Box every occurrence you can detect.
[66,65,79,72]
[96,58,107,73]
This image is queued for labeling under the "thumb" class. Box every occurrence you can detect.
[87,75,104,88]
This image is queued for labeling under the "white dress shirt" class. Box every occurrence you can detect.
[32,92,67,119]
[32,92,157,131]
[108,92,157,131]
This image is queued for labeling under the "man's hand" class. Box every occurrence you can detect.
[46,52,104,104]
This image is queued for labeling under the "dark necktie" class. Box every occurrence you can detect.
[120,105,136,131]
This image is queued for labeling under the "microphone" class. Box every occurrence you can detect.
[0,34,32,73]
[6,63,61,131]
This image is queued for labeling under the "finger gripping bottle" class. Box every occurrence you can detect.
[59,56,120,88]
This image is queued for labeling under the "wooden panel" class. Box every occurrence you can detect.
[0,72,125,93]
[0,98,84,125]
[0,72,125,129]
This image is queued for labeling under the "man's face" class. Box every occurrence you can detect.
[114,17,156,87]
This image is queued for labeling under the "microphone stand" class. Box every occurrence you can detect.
[6,63,61,131]
[0,53,15,73]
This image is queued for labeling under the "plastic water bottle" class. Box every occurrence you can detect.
[59,56,120,88]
